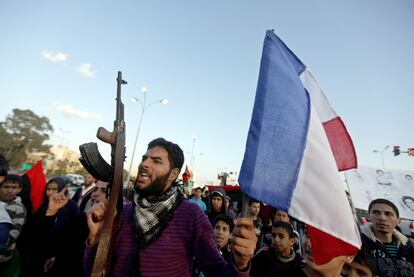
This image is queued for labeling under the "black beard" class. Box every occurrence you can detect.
[135,170,171,198]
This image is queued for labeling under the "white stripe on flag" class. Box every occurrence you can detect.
[301,68,357,172]
[289,103,361,248]
[300,69,337,123]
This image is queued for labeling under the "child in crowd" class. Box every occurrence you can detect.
[0,156,12,253]
[89,180,109,207]
[0,174,26,276]
[0,203,13,252]
[213,214,235,262]
[195,214,235,277]
[251,221,303,276]
[261,208,302,256]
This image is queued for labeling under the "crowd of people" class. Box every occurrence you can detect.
[0,137,413,276]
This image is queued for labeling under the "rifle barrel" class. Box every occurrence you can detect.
[116,71,127,121]
[90,71,127,276]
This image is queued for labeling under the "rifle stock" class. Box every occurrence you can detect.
[80,71,127,277]
[91,132,125,276]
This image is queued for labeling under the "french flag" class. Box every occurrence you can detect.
[239,30,360,264]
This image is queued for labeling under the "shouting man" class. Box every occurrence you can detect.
[84,138,256,276]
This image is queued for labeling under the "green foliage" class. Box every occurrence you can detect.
[0,109,54,167]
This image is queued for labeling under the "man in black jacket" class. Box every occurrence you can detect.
[360,198,414,277]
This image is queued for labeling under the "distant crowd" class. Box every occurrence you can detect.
[0,137,413,276]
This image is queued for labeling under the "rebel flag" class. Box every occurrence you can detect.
[182,165,191,183]
[23,160,47,213]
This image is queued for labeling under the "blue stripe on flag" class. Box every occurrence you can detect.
[239,30,310,211]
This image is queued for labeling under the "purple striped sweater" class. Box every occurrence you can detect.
[84,199,249,277]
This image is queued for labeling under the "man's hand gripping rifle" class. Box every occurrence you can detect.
[79,71,127,276]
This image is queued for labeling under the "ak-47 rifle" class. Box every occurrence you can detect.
[79,71,127,276]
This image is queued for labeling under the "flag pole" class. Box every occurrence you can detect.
[240,193,250,217]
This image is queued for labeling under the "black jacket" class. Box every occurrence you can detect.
[250,247,304,277]
[360,223,414,277]
[71,184,94,212]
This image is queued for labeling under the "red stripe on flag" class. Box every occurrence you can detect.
[307,224,359,265]
[322,117,357,171]
[25,160,47,213]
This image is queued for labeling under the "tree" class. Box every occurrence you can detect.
[0,109,54,168]
[55,158,69,176]
[73,167,89,176]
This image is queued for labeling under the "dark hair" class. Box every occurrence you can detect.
[271,208,290,221]
[194,187,203,192]
[248,198,260,206]
[0,155,9,177]
[368,198,399,217]
[214,214,235,232]
[147,138,184,171]
[402,196,414,205]
[1,174,22,188]
[272,221,294,238]
[352,246,379,275]
[4,174,22,186]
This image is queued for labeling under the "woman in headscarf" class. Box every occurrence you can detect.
[20,176,85,277]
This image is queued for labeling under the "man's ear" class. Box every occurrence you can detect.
[0,176,4,184]
[169,168,180,182]
[289,238,296,247]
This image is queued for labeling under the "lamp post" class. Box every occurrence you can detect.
[126,86,168,185]
[190,135,196,170]
[51,128,70,174]
[192,152,203,178]
[58,127,71,147]
[373,145,390,169]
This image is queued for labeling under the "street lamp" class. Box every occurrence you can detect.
[126,86,168,185]
[373,145,390,169]
[51,128,70,174]
[192,152,204,177]
[58,127,71,147]
[190,135,196,170]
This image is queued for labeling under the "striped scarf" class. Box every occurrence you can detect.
[133,184,183,248]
